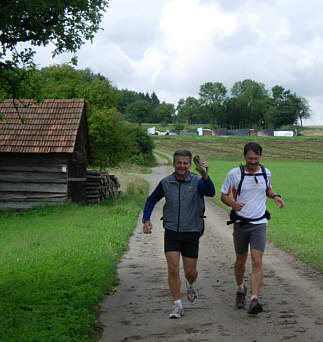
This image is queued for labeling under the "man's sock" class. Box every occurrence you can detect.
[174,299,183,308]
[250,295,258,302]
[238,283,245,292]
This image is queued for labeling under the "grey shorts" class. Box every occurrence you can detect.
[233,223,266,254]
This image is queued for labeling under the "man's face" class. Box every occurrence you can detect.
[244,150,261,172]
[173,155,191,179]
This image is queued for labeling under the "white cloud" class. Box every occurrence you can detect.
[31,0,323,124]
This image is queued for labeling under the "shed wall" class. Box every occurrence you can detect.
[0,153,69,210]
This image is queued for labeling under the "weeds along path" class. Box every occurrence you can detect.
[99,164,323,342]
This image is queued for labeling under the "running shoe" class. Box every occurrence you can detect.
[186,282,198,303]
[235,284,247,309]
[247,298,263,315]
[169,305,184,319]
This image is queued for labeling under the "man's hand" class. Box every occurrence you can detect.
[274,196,285,208]
[232,201,245,212]
[221,193,244,211]
[193,155,209,180]
[143,221,152,234]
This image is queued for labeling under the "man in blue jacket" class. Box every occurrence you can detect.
[143,149,215,319]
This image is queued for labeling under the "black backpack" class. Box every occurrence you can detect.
[236,164,269,197]
[227,164,270,225]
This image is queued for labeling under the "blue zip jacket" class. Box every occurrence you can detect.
[143,172,215,233]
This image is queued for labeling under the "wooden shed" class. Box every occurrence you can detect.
[0,99,90,210]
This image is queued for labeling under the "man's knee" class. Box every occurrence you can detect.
[251,250,263,270]
[185,269,197,283]
[235,253,248,267]
[167,262,179,277]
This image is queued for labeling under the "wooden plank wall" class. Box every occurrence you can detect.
[0,153,69,210]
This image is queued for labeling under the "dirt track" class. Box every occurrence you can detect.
[99,164,323,342]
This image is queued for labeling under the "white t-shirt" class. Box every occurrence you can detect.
[221,166,272,224]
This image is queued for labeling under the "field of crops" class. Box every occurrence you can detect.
[152,135,323,161]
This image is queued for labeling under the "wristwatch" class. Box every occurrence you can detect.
[273,194,281,198]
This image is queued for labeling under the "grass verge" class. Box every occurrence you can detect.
[0,176,148,342]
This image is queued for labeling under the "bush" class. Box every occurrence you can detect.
[88,107,129,168]
[124,123,155,165]
[174,122,185,131]
[88,109,155,168]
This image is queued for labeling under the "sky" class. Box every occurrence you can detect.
[33,0,323,125]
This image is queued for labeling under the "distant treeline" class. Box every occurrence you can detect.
[115,79,311,130]
[0,64,311,166]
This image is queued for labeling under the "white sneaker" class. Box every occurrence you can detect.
[186,282,198,303]
[169,305,184,319]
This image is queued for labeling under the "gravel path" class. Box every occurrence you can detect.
[99,165,323,342]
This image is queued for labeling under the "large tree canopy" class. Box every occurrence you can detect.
[0,0,109,96]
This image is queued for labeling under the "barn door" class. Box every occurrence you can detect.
[68,152,87,204]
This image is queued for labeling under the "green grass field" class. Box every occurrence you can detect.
[0,178,147,342]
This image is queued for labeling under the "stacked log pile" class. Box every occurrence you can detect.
[86,170,120,204]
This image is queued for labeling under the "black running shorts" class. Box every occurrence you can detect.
[164,229,200,259]
[233,223,266,254]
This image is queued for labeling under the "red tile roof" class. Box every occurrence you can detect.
[0,99,85,153]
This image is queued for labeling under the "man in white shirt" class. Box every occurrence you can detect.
[221,142,285,314]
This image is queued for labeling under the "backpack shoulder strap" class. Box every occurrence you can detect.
[236,165,245,196]
[260,164,269,194]
[237,164,268,196]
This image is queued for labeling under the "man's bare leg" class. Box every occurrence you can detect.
[182,256,198,284]
[235,252,248,286]
[235,252,248,308]
[182,256,198,303]
[165,251,181,300]
[250,248,263,297]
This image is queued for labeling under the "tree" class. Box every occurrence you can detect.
[151,91,160,108]
[231,79,267,98]
[295,96,311,127]
[117,89,140,113]
[0,0,109,97]
[230,79,269,128]
[88,107,129,168]
[264,106,280,129]
[199,82,227,125]
[221,97,248,128]
[10,64,118,110]
[271,85,285,102]
[124,123,155,165]
[176,97,201,124]
[268,86,311,128]
[124,100,153,124]
[153,102,175,124]
[199,82,227,106]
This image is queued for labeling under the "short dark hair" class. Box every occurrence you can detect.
[173,149,192,163]
[243,142,262,156]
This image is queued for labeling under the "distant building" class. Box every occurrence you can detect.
[273,130,294,137]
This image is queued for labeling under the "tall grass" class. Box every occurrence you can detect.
[0,178,148,342]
